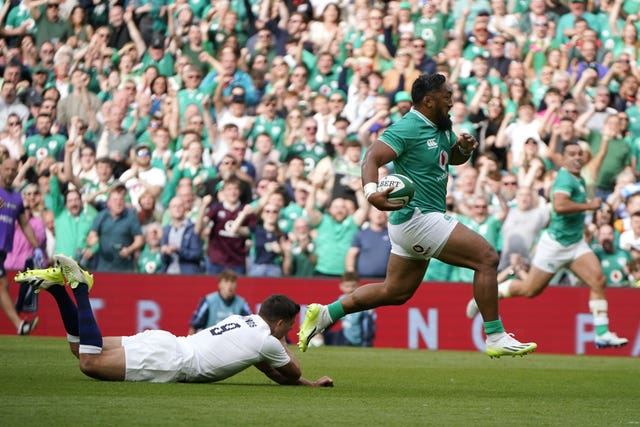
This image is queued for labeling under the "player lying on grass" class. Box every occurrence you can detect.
[16,254,333,386]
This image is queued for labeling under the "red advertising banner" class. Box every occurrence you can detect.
[2,272,639,357]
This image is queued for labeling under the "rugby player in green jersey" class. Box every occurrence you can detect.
[299,74,537,358]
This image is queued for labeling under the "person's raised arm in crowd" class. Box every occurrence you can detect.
[195,194,213,237]
[122,5,146,60]
[348,178,370,228]
[304,176,324,227]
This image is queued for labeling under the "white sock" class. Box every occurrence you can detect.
[498,280,512,298]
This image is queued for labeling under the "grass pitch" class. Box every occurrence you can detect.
[1,336,638,427]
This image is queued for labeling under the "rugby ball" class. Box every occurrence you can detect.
[377,174,415,206]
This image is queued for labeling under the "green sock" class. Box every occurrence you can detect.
[483,319,505,335]
[327,300,345,322]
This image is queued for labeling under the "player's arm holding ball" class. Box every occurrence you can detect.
[362,140,403,211]
[451,132,478,165]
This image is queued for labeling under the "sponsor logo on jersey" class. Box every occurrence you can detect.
[426,138,437,148]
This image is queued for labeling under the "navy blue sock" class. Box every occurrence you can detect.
[72,284,103,352]
[46,286,79,337]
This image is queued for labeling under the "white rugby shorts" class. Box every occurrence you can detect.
[388,208,458,260]
[122,330,187,383]
[531,231,592,273]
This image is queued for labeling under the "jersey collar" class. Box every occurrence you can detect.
[410,108,436,129]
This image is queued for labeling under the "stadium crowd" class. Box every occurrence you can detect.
[2,0,640,286]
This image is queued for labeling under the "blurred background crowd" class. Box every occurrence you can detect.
[2,0,640,286]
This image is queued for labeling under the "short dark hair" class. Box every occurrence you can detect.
[258,294,300,322]
[562,140,580,153]
[411,73,446,104]
[219,269,238,282]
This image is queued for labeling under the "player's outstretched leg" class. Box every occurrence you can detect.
[14,267,66,335]
[15,267,65,294]
[16,264,80,350]
[55,254,102,356]
[297,304,333,352]
[590,300,628,349]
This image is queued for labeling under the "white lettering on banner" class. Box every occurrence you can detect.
[89,298,105,321]
[575,313,594,355]
[471,315,485,351]
[138,300,161,332]
[407,308,438,349]
[632,325,640,357]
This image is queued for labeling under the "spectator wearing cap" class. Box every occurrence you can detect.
[216,86,256,139]
[119,142,167,211]
[555,0,598,45]
[0,80,29,126]
[26,65,50,100]
[139,34,175,77]
[86,184,144,272]
[390,91,412,123]
[56,68,101,131]
[29,0,72,47]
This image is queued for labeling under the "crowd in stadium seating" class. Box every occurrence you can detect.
[2,0,640,286]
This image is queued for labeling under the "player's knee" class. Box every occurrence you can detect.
[589,272,606,291]
[79,356,100,378]
[476,247,499,271]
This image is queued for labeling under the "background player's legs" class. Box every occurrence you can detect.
[502,268,555,298]
[570,252,627,347]
[0,275,22,329]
